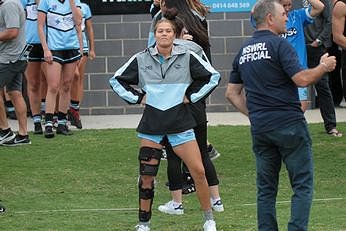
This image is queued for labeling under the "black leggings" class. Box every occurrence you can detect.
[164,122,219,191]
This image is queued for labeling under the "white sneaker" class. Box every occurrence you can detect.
[203,220,217,231]
[158,200,184,215]
[135,224,150,231]
[211,199,224,212]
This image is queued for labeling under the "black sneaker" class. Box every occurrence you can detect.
[56,124,73,136]
[34,122,43,134]
[0,204,5,214]
[2,134,31,146]
[182,182,196,195]
[44,125,55,139]
[0,129,16,145]
[68,108,82,129]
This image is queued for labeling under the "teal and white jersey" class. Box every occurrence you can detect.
[38,0,81,50]
[81,3,92,52]
[21,0,41,44]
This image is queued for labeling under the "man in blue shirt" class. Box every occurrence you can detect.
[226,0,336,230]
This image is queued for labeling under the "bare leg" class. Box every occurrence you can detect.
[173,140,211,211]
[25,62,42,116]
[0,89,10,129]
[59,62,77,113]
[7,90,28,135]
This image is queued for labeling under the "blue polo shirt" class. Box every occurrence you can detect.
[229,30,306,133]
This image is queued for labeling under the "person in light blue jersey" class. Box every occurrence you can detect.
[279,0,324,111]
[37,0,82,138]
[68,1,95,130]
[21,0,47,135]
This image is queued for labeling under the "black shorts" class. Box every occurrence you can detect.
[51,49,81,64]
[28,44,44,62]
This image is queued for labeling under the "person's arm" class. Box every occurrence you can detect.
[37,10,53,64]
[0,29,19,41]
[292,53,336,86]
[225,83,248,116]
[109,55,144,105]
[69,0,82,26]
[185,52,220,103]
[0,2,20,41]
[69,0,83,54]
[308,0,325,17]
[332,1,346,49]
[310,0,331,47]
[85,18,95,60]
[150,0,160,18]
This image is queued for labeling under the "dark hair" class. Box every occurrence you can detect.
[162,0,210,50]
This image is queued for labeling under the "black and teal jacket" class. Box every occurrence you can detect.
[109,44,220,135]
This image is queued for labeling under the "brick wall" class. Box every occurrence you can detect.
[80,12,254,115]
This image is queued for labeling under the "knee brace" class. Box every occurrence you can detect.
[138,177,154,200]
[138,177,154,222]
[139,209,152,222]
[138,147,162,176]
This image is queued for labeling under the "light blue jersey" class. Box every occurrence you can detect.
[280,8,313,101]
[81,3,92,52]
[38,0,81,50]
[21,0,41,44]
[280,8,313,69]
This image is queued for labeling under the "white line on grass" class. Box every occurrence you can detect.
[13,197,344,214]
[242,197,344,206]
[15,208,138,214]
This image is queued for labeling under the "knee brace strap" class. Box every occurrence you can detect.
[138,178,155,200]
[139,147,162,176]
[139,163,160,176]
[139,147,162,161]
[139,186,154,200]
[139,209,152,222]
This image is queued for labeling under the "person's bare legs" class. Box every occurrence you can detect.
[0,89,9,129]
[71,55,87,103]
[45,62,62,114]
[59,62,78,113]
[170,189,183,203]
[173,140,211,211]
[25,62,42,117]
[7,90,28,135]
[300,100,310,113]
[209,185,220,200]
[139,139,161,213]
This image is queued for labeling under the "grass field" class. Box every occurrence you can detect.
[0,123,345,231]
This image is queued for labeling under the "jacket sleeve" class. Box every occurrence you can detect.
[109,54,144,105]
[185,51,220,103]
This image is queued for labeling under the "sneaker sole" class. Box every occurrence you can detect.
[2,141,32,147]
[210,153,221,161]
[44,133,55,139]
[158,207,184,215]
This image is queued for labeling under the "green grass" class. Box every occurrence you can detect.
[0,123,345,231]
